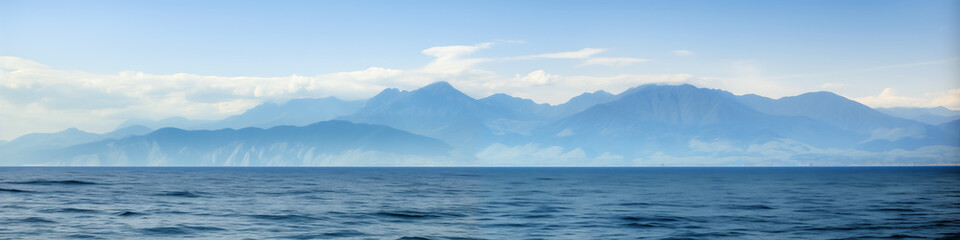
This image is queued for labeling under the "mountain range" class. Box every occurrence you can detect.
[2,82,958,166]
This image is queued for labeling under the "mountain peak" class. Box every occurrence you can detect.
[417,81,457,92]
[618,83,698,96]
[792,91,843,99]
[412,81,474,102]
[61,127,84,134]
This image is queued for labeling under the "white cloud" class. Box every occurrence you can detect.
[509,48,647,67]
[851,88,960,110]
[0,56,415,140]
[579,57,648,67]
[672,50,694,56]
[513,48,606,59]
[420,42,494,74]
[514,70,557,85]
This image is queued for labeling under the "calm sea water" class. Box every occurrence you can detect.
[0,167,958,239]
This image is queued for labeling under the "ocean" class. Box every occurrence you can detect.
[0,167,958,239]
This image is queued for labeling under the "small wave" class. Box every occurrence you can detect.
[7,180,97,185]
[674,231,747,238]
[377,211,432,219]
[250,214,321,222]
[620,216,683,222]
[66,234,102,239]
[725,204,775,210]
[155,191,202,198]
[178,225,225,231]
[19,217,57,223]
[0,187,33,193]
[624,222,663,228]
[849,234,928,239]
[281,230,366,239]
[618,202,654,206]
[139,224,223,235]
[40,208,100,214]
[375,210,465,219]
[529,206,570,213]
[141,227,188,235]
[397,237,433,240]
[870,208,918,212]
[117,211,147,216]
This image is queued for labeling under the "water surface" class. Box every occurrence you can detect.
[1,167,958,239]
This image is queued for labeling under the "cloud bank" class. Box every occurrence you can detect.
[2,42,956,140]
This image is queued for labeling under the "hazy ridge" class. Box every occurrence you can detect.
[2,82,958,166]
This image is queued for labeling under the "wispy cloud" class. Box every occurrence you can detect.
[579,57,648,66]
[508,48,647,67]
[512,48,607,60]
[420,42,494,74]
[0,43,681,140]
[852,88,960,109]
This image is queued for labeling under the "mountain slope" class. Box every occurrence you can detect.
[876,107,960,125]
[19,121,452,166]
[196,97,364,129]
[117,116,209,130]
[540,84,862,156]
[338,82,508,152]
[737,92,955,150]
[554,90,619,118]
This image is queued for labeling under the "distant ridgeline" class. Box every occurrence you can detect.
[2,82,958,166]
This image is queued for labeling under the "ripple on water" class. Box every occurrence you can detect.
[281,230,366,239]
[40,208,101,214]
[249,214,323,222]
[375,210,466,220]
[116,211,147,217]
[155,191,203,198]
[18,217,57,223]
[140,224,225,236]
[0,187,34,193]
[6,180,97,185]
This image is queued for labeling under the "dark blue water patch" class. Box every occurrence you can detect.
[155,191,203,198]
[65,234,104,239]
[6,180,97,185]
[620,215,698,223]
[178,224,226,232]
[396,237,432,240]
[139,224,224,236]
[281,229,366,239]
[374,210,466,219]
[870,208,921,212]
[0,166,958,239]
[847,234,928,239]
[17,217,57,223]
[116,211,146,217]
[140,227,189,235]
[724,204,776,210]
[0,187,33,193]
[249,214,323,222]
[40,208,100,214]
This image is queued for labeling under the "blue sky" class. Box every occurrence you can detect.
[0,0,958,140]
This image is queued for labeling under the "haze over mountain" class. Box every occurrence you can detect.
[195,97,364,130]
[876,107,960,126]
[10,121,452,166]
[3,82,958,166]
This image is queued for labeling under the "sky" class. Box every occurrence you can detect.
[0,0,958,140]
